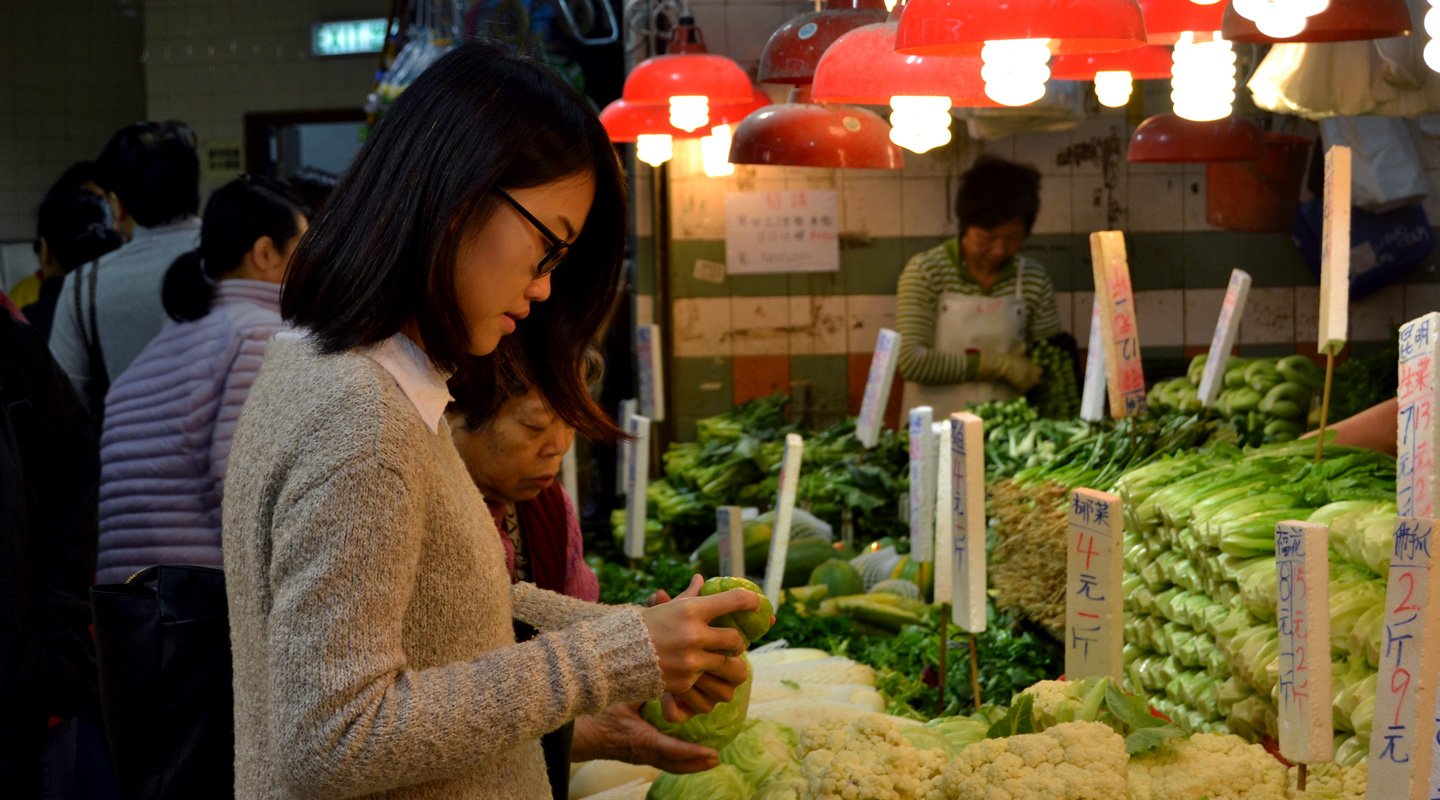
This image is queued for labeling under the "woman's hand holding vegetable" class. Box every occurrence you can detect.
[641,574,759,723]
[572,703,720,773]
[976,344,1044,393]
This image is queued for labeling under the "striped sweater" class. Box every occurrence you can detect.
[895,239,1063,385]
[95,280,284,584]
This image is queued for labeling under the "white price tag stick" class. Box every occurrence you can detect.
[763,434,805,608]
[1398,314,1440,518]
[617,399,637,497]
[1276,520,1334,787]
[623,415,653,564]
[1080,296,1107,423]
[908,407,936,568]
[951,412,988,709]
[636,324,666,422]
[561,446,579,517]
[1315,145,1352,463]
[1090,232,1147,418]
[1198,269,1252,408]
[1066,489,1124,680]
[935,420,954,716]
[1366,518,1440,800]
[857,328,902,449]
[716,506,745,579]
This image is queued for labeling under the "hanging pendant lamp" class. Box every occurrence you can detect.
[602,87,770,167]
[1221,0,1412,43]
[1050,45,1171,107]
[729,86,906,169]
[759,0,890,85]
[1137,0,1228,44]
[1134,1,1237,122]
[1126,112,1265,163]
[622,17,753,133]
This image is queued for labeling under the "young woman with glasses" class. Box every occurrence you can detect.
[221,42,757,800]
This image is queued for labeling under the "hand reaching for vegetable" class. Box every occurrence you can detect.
[641,574,760,722]
[571,703,720,774]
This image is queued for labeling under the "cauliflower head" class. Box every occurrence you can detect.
[1290,761,1366,800]
[796,714,949,800]
[940,720,1128,800]
[1017,681,1076,731]
[1127,733,1289,800]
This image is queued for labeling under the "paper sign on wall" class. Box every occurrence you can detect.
[1199,269,1252,408]
[637,324,665,422]
[725,190,840,274]
[1398,313,1440,519]
[1080,296,1107,423]
[1066,489,1123,680]
[1276,520,1333,766]
[623,415,653,560]
[949,412,986,633]
[857,328,901,448]
[908,407,936,564]
[1090,231,1147,417]
[1365,518,1440,800]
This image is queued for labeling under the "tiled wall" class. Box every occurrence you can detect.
[143,0,380,196]
[0,0,146,256]
[644,0,1440,439]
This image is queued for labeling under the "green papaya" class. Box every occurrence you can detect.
[809,558,864,598]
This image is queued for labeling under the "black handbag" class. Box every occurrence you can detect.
[90,565,234,799]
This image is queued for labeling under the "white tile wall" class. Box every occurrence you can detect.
[845,294,897,353]
[1350,284,1408,342]
[729,295,791,356]
[673,297,733,357]
[1184,289,1226,347]
[787,295,848,355]
[1241,287,1297,345]
[1136,289,1186,348]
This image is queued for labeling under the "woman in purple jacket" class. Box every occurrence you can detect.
[95,175,308,584]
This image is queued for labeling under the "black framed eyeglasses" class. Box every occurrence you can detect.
[493,187,571,277]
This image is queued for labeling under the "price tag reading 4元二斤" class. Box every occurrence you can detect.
[1198,269,1252,408]
[623,414,652,560]
[1398,313,1440,519]
[1066,489,1123,680]
[1276,520,1333,766]
[1366,518,1440,800]
[949,412,986,633]
[1090,231,1147,418]
[908,407,936,564]
[762,434,805,608]
[857,328,901,449]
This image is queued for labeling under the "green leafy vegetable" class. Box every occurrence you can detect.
[640,657,753,751]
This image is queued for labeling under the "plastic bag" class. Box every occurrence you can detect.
[1319,116,1428,212]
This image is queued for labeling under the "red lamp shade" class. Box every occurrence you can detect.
[1221,0,1413,44]
[600,87,769,142]
[1137,0,1228,45]
[1126,112,1266,163]
[1050,44,1172,81]
[729,87,905,169]
[811,21,999,107]
[759,0,890,85]
[894,0,1149,57]
[622,19,753,105]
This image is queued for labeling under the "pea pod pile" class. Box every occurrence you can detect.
[1025,339,1080,420]
[1148,354,1325,446]
[1117,438,1395,760]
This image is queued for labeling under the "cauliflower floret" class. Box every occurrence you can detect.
[796,714,949,800]
[940,720,1128,800]
[1290,761,1367,800]
[1127,733,1289,800]
[1018,680,1076,731]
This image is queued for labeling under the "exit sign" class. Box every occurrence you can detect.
[312,19,390,57]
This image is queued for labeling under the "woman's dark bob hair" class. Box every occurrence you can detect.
[281,41,627,443]
[955,157,1041,235]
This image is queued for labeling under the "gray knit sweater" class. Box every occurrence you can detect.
[222,337,665,799]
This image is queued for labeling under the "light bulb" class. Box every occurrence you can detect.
[1233,0,1315,37]
[888,96,952,154]
[1254,9,1307,38]
[669,96,709,132]
[636,134,674,167]
[1094,71,1134,108]
[1171,31,1236,122]
[980,39,1051,107]
[701,125,734,177]
[1428,3,1440,72]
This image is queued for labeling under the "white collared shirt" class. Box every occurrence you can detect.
[275,329,454,434]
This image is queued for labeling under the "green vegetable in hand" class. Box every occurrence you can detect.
[641,656,754,750]
[719,720,799,789]
[646,764,748,800]
[702,576,774,648]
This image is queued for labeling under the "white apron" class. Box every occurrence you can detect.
[901,263,1028,417]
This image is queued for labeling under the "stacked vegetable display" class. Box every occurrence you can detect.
[1117,439,1396,767]
[1147,354,1325,445]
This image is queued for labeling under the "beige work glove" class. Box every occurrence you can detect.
[974,347,1044,394]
